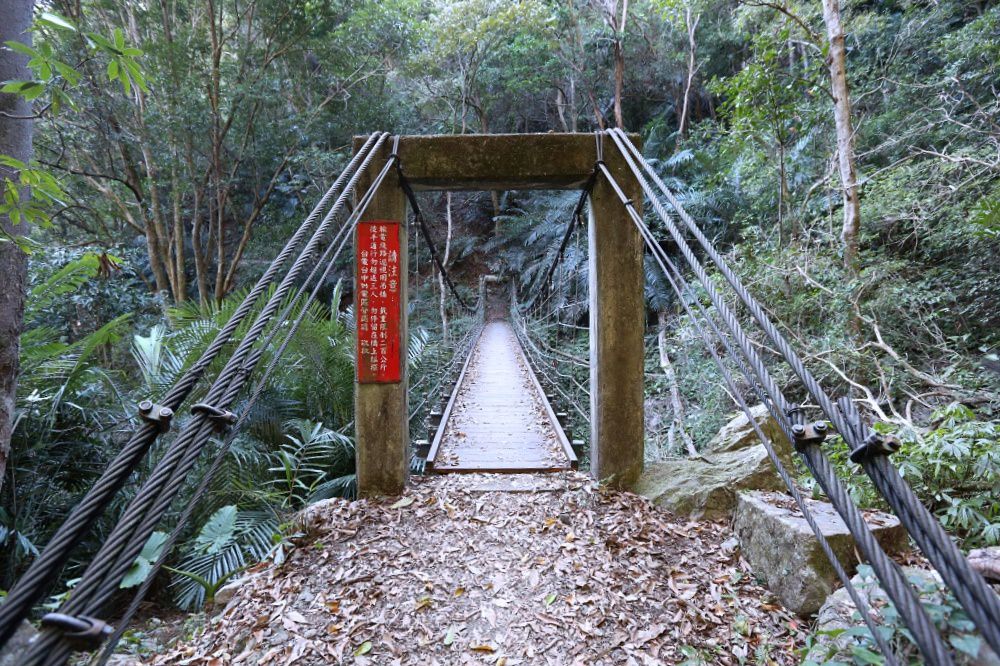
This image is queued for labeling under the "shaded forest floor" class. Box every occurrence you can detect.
[147,472,806,665]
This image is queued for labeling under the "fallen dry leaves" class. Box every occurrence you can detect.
[148,472,805,665]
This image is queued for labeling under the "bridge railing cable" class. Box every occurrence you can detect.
[520,132,601,314]
[93,156,390,661]
[601,130,948,663]
[604,126,1000,663]
[595,158,903,662]
[0,131,390,652]
[8,135,401,665]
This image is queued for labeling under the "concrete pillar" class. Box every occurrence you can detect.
[588,146,645,488]
[354,142,409,497]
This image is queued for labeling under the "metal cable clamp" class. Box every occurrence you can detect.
[836,396,901,462]
[40,613,112,650]
[191,403,237,431]
[786,404,829,450]
[137,400,174,433]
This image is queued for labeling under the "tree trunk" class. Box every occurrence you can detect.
[0,0,35,491]
[611,0,628,129]
[777,140,787,246]
[676,6,700,146]
[658,312,695,457]
[555,88,569,132]
[568,74,578,132]
[596,0,628,129]
[822,0,861,274]
[438,193,453,343]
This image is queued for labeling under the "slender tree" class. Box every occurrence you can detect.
[593,0,629,128]
[0,0,34,491]
[821,0,861,273]
[676,3,700,145]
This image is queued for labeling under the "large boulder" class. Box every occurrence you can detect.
[733,490,907,616]
[635,445,786,520]
[705,403,792,466]
[808,567,1000,665]
[969,546,1000,583]
[635,404,794,520]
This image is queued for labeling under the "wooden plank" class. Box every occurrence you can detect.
[429,321,575,474]
[515,323,579,470]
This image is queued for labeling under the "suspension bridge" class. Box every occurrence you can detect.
[0,131,998,665]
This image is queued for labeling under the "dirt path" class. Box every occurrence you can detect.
[151,472,805,665]
[431,322,570,473]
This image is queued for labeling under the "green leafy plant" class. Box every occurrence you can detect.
[121,531,169,589]
[168,505,276,610]
[802,565,984,665]
[818,403,1000,549]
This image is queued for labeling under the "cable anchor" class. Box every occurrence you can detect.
[191,402,237,431]
[40,613,112,650]
[138,400,174,433]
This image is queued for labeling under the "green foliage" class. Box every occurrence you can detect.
[0,156,65,243]
[802,565,984,665]
[264,421,356,508]
[121,531,169,589]
[167,505,264,610]
[971,199,1000,239]
[0,11,147,244]
[818,404,1000,549]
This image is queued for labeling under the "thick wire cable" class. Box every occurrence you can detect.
[597,149,951,664]
[26,139,398,665]
[622,190,900,663]
[609,127,1000,659]
[0,132,387,649]
[92,153,391,664]
[394,166,473,313]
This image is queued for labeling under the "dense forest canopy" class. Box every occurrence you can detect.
[0,0,998,661]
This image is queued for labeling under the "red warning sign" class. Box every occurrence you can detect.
[356,220,402,383]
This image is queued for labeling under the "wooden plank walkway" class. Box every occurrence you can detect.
[428,321,575,473]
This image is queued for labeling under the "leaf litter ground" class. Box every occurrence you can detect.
[151,472,806,665]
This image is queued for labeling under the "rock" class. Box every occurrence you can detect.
[733,490,907,616]
[634,405,798,520]
[0,620,37,666]
[635,445,786,520]
[214,576,247,607]
[720,536,740,558]
[808,567,1000,665]
[969,546,1000,583]
[705,403,793,466]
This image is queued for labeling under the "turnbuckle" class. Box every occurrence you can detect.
[40,613,113,650]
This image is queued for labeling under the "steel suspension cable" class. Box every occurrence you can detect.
[623,188,900,662]
[92,153,392,664]
[0,132,387,649]
[520,132,601,315]
[608,127,1000,658]
[24,138,399,665]
[596,152,952,664]
[394,165,473,313]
